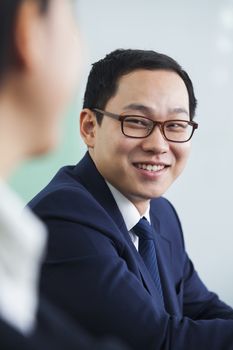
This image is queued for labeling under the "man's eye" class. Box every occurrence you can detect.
[166,122,188,130]
[125,118,149,127]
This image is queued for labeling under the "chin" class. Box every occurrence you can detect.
[145,192,163,199]
[140,186,167,199]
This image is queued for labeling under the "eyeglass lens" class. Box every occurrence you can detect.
[122,116,193,142]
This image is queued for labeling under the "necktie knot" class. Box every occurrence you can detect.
[133,217,154,240]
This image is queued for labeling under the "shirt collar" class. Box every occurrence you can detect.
[106,181,151,231]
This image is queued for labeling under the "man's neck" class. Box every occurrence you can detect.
[105,180,150,217]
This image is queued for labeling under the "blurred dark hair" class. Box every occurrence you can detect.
[0,0,50,84]
[83,49,197,121]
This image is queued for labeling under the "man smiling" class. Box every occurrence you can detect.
[84,69,193,212]
[29,49,233,350]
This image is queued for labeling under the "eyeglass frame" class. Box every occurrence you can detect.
[92,108,198,143]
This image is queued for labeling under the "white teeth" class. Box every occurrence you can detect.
[147,165,153,171]
[137,164,165,172]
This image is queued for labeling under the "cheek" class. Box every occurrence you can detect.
[50,44,79,100]
[115,136,139,157]
[173,144,191,173]
[58,30,80,89]
[97,124,124,154]
[96,136,132,175]
[94,121,139,169]
[45,19,81,105]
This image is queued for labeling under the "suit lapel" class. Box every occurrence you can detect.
[74,153,125,227]
[150,214,183,316]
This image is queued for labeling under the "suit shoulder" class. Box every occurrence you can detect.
[151,196,180,220]
[150,196,184,246]
[28,164,89,207]
[28,166,116,232]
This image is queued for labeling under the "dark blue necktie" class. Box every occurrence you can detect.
[133,217,164,303]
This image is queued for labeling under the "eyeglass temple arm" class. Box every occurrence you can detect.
[93,108,120,120]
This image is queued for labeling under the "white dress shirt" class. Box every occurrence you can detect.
[106,182,151,251]
[0,179,46,335]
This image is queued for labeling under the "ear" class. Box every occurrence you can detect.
[14,1,46,71]
[80,109,98,148]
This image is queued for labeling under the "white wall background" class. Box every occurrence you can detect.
[77,0,233,306]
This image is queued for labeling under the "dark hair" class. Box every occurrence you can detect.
[0,0,50,84]
[83,49,197,122]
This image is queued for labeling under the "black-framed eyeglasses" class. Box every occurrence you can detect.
[93,108,198,143]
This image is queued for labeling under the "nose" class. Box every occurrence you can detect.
[141,125,169,154]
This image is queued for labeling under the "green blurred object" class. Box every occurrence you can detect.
[10,101,86,204]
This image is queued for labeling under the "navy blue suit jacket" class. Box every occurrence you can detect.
[29,152,233,350]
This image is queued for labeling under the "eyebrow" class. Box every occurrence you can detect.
[122,104,154,115]
[122,103,189,116]
[170,107,189,116]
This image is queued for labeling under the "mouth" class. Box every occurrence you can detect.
[134,162,169,173]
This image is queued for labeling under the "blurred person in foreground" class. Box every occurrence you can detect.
[29,49,233,350]
[0,1,128,349]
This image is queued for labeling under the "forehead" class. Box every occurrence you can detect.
[117,69,187,95]
[106,69,189,115]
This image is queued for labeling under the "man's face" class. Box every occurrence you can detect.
[88,69,191,214]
